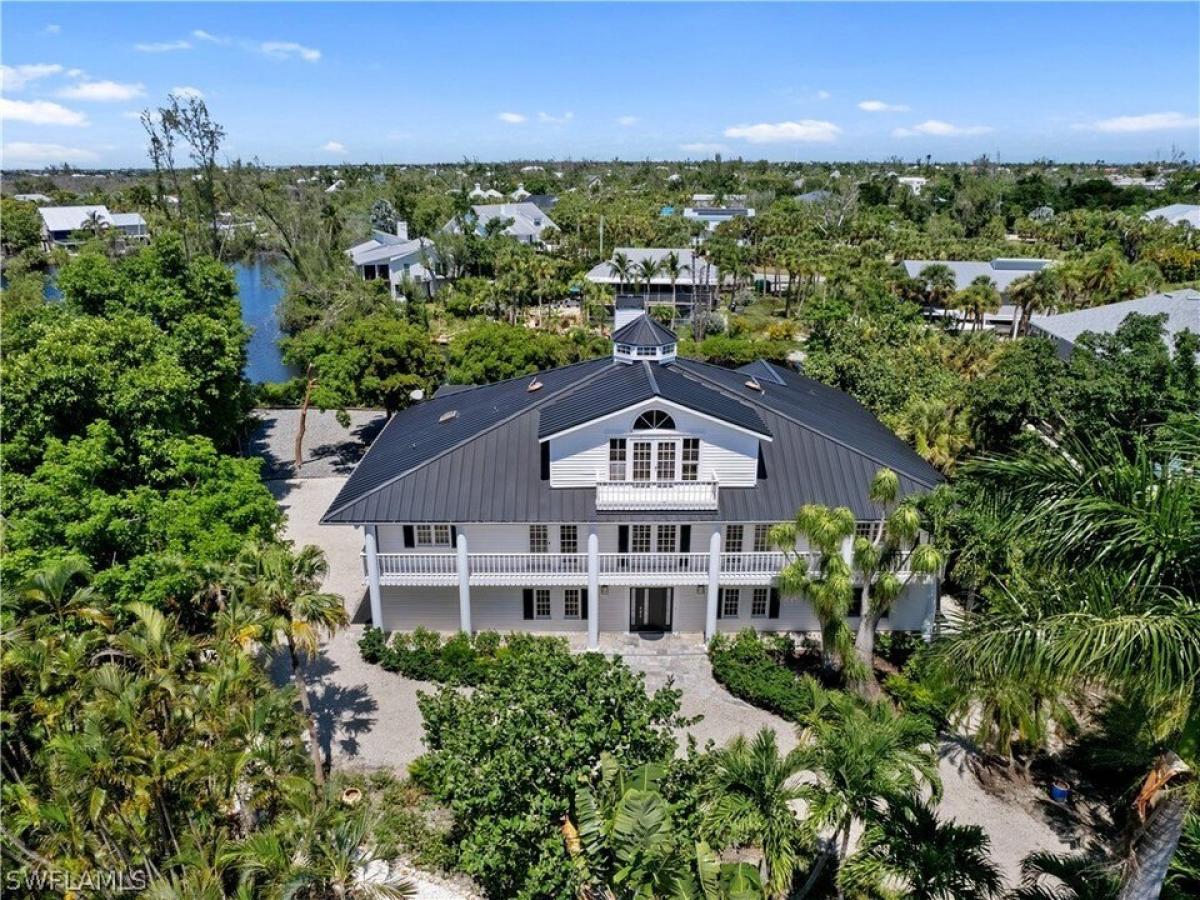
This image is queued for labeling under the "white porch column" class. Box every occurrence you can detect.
[364,525,384,629]
[456,531,471,633]
[705,529,722,643]
[587,528,600,650]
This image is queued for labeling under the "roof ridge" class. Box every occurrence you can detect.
[324,357,616,519]
[673,358,939,488]
[644,360,659,393]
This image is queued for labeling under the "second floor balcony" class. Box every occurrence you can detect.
[594,473,720,511]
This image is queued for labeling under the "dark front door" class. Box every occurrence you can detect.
[631,588,673,632]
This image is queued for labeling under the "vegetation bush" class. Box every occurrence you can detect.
[358,626,505,685]
[708,630,822,722]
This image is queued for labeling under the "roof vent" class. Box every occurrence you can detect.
[527,378,543,393]
[744,377,763,392]
[438,410,458,423]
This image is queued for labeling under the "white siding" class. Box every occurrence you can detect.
[379,586,589,633]
[549,400,760,487]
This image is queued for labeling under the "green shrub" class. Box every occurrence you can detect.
[708,629,821,722]
[358,626,506,685]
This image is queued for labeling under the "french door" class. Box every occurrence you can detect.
[630,587,673,631]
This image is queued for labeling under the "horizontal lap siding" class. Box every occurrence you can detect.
[379,586,588,633]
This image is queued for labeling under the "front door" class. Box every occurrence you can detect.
[631,588,673,632]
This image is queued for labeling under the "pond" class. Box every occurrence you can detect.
[233,256,296,384]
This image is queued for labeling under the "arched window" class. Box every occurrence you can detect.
[633,410,675,430]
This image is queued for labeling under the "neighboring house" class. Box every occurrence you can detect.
[692,193,748,207]
[585,247,720,319]
[682,206,756,233]
[795,190,831,204]
[524,193,559,214]
[1143,204,1200,228]
[467,182,503,200]
[443,202,557,245]
[1108,174,1166,190]
[325,179,346,194]
[510,182,531,201]
[1029,289,1200,359]
[323,318,943,644]
[38,205,149,250]
[902,257,1053,335]
[13,193,52,204]
[347,221,440,299]
[897,176,927,195]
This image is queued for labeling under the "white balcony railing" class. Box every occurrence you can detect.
[469,552,587,577]
[594,474,719,510]
[598,552,710,575]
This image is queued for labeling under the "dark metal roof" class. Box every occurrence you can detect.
[611,314,676,347]
[433,383,477,398]
[323,353,944,525]
[736,359,788,386]
[615,294,646,310]
[537,361,772,439]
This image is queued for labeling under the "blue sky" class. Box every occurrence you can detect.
[3,2,1198,167]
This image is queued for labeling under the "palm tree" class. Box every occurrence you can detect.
[636,256,663,303]
[892,397,973,472]
[931,428,1200,900]
[919,264,957,309]
[839,799,1002,899]
[661,250,690,328]
[1009,267,1064,337]
[700,728,809,898]
[236,541,348,788]
[1009,848,1119,900]
[17,557,111,630]
[609,251,633,296]
[953,275,1001,332]
[793,691,941,899]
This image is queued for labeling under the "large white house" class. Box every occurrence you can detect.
[323,317,943,647]
[443,202,556,244]
[347,221,440,299]
[38,205,149,250]
[585,248,721,321]
[902,257,1053,335]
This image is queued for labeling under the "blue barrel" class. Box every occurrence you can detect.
[1050,780,1071,802]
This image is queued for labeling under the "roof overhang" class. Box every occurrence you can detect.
[538,396,773,443]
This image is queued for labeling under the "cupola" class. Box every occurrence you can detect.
[612,314,677,364]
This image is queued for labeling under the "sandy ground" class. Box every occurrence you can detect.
[249,408,387,479]
[269,469,1084,890]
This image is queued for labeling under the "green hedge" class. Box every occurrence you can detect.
[358,626,506,685]
[708,629,821,722]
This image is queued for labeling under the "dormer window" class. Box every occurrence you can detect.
[633,410,675,430]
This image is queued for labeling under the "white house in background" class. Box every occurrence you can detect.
[510,182,531,201]
[1143,204,1200,228]
[323,318,943,645]
[13,193,52,204]
[1108,174,1166,190]
[443,202,557,245]
[1030,289,1200,359]
[897,176,927,195]
[683,205,755,233]
[467,182,503,200]
[902,257,1054,335]
[38,205,149,250]
[347,221,440,299]
[585,247,721,321]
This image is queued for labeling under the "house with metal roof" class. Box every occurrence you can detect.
[1029,289,1200,359]
[586,248,721,321]
[324,316,942,647]
[443,201,557,245]
[38,205,149,250]
[1143,204,1200,228]
[682,205,756,233]
[346,221,440,300]
[901,257,1054,335]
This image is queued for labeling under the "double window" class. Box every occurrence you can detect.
[609,436,700,482]
[415,524,452,546]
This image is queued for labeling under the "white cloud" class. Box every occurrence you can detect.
[66,68,84,78]
[616,115,638,126]
[44,24,61,35]
[135,40,191,53]
[893,119,994,138]
[723,119,841,143]
[0,63,64,92]
[191,29,229,44]
[3,141,98,164]
[259,41,321,62]
[0,98,88,126]
[498,112,527,124]
[679,142,728,155]
[321,140,347,154]
[815,90,831,101]
[59,80,146,102]
[171,86,204,100]
[121,110,145,120]
[858,99,910,113]
[537,111,573,125]
[1079,111,1200,133]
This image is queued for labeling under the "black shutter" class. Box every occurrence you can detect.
[581,588,588,620]
[618,526,629,553]
[449,525,458,546]
[403,525,415,548]
[540,442,550,480]
[769,587,781,620]
[679,525,691,553]
[716,589,723,619]
[522,589,534,620]
[757,446,767,480]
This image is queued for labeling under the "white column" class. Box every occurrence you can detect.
[456,531,471,634]
[364,525,384,630]
[705,529,722,643]
[587,528,600,650]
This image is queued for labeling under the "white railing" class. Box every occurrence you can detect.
[375,552,458,578]
[468,553,588,576]
[720,551,787,575]
[598,552,710,575]
[595,475,719,510]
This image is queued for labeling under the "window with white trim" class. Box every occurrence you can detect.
[617,343,634,354]
[635,345,656,357]
[656,442,676,480]
[530,525,549,554]
[855,521,879,542]
[560,525,578,554]
[534,589,551,618]
[634,410,675,430]
[682,438,700,481]
[656,525,677,553]
[721,588,740,618]
[563,588,581,618]
[632,442,652,481]
[631,525,652,553]
[725,525,744,554]
[753,524,772,552]
[609,439,627,481]
[751,588,769,618]
[416,524,452,546]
